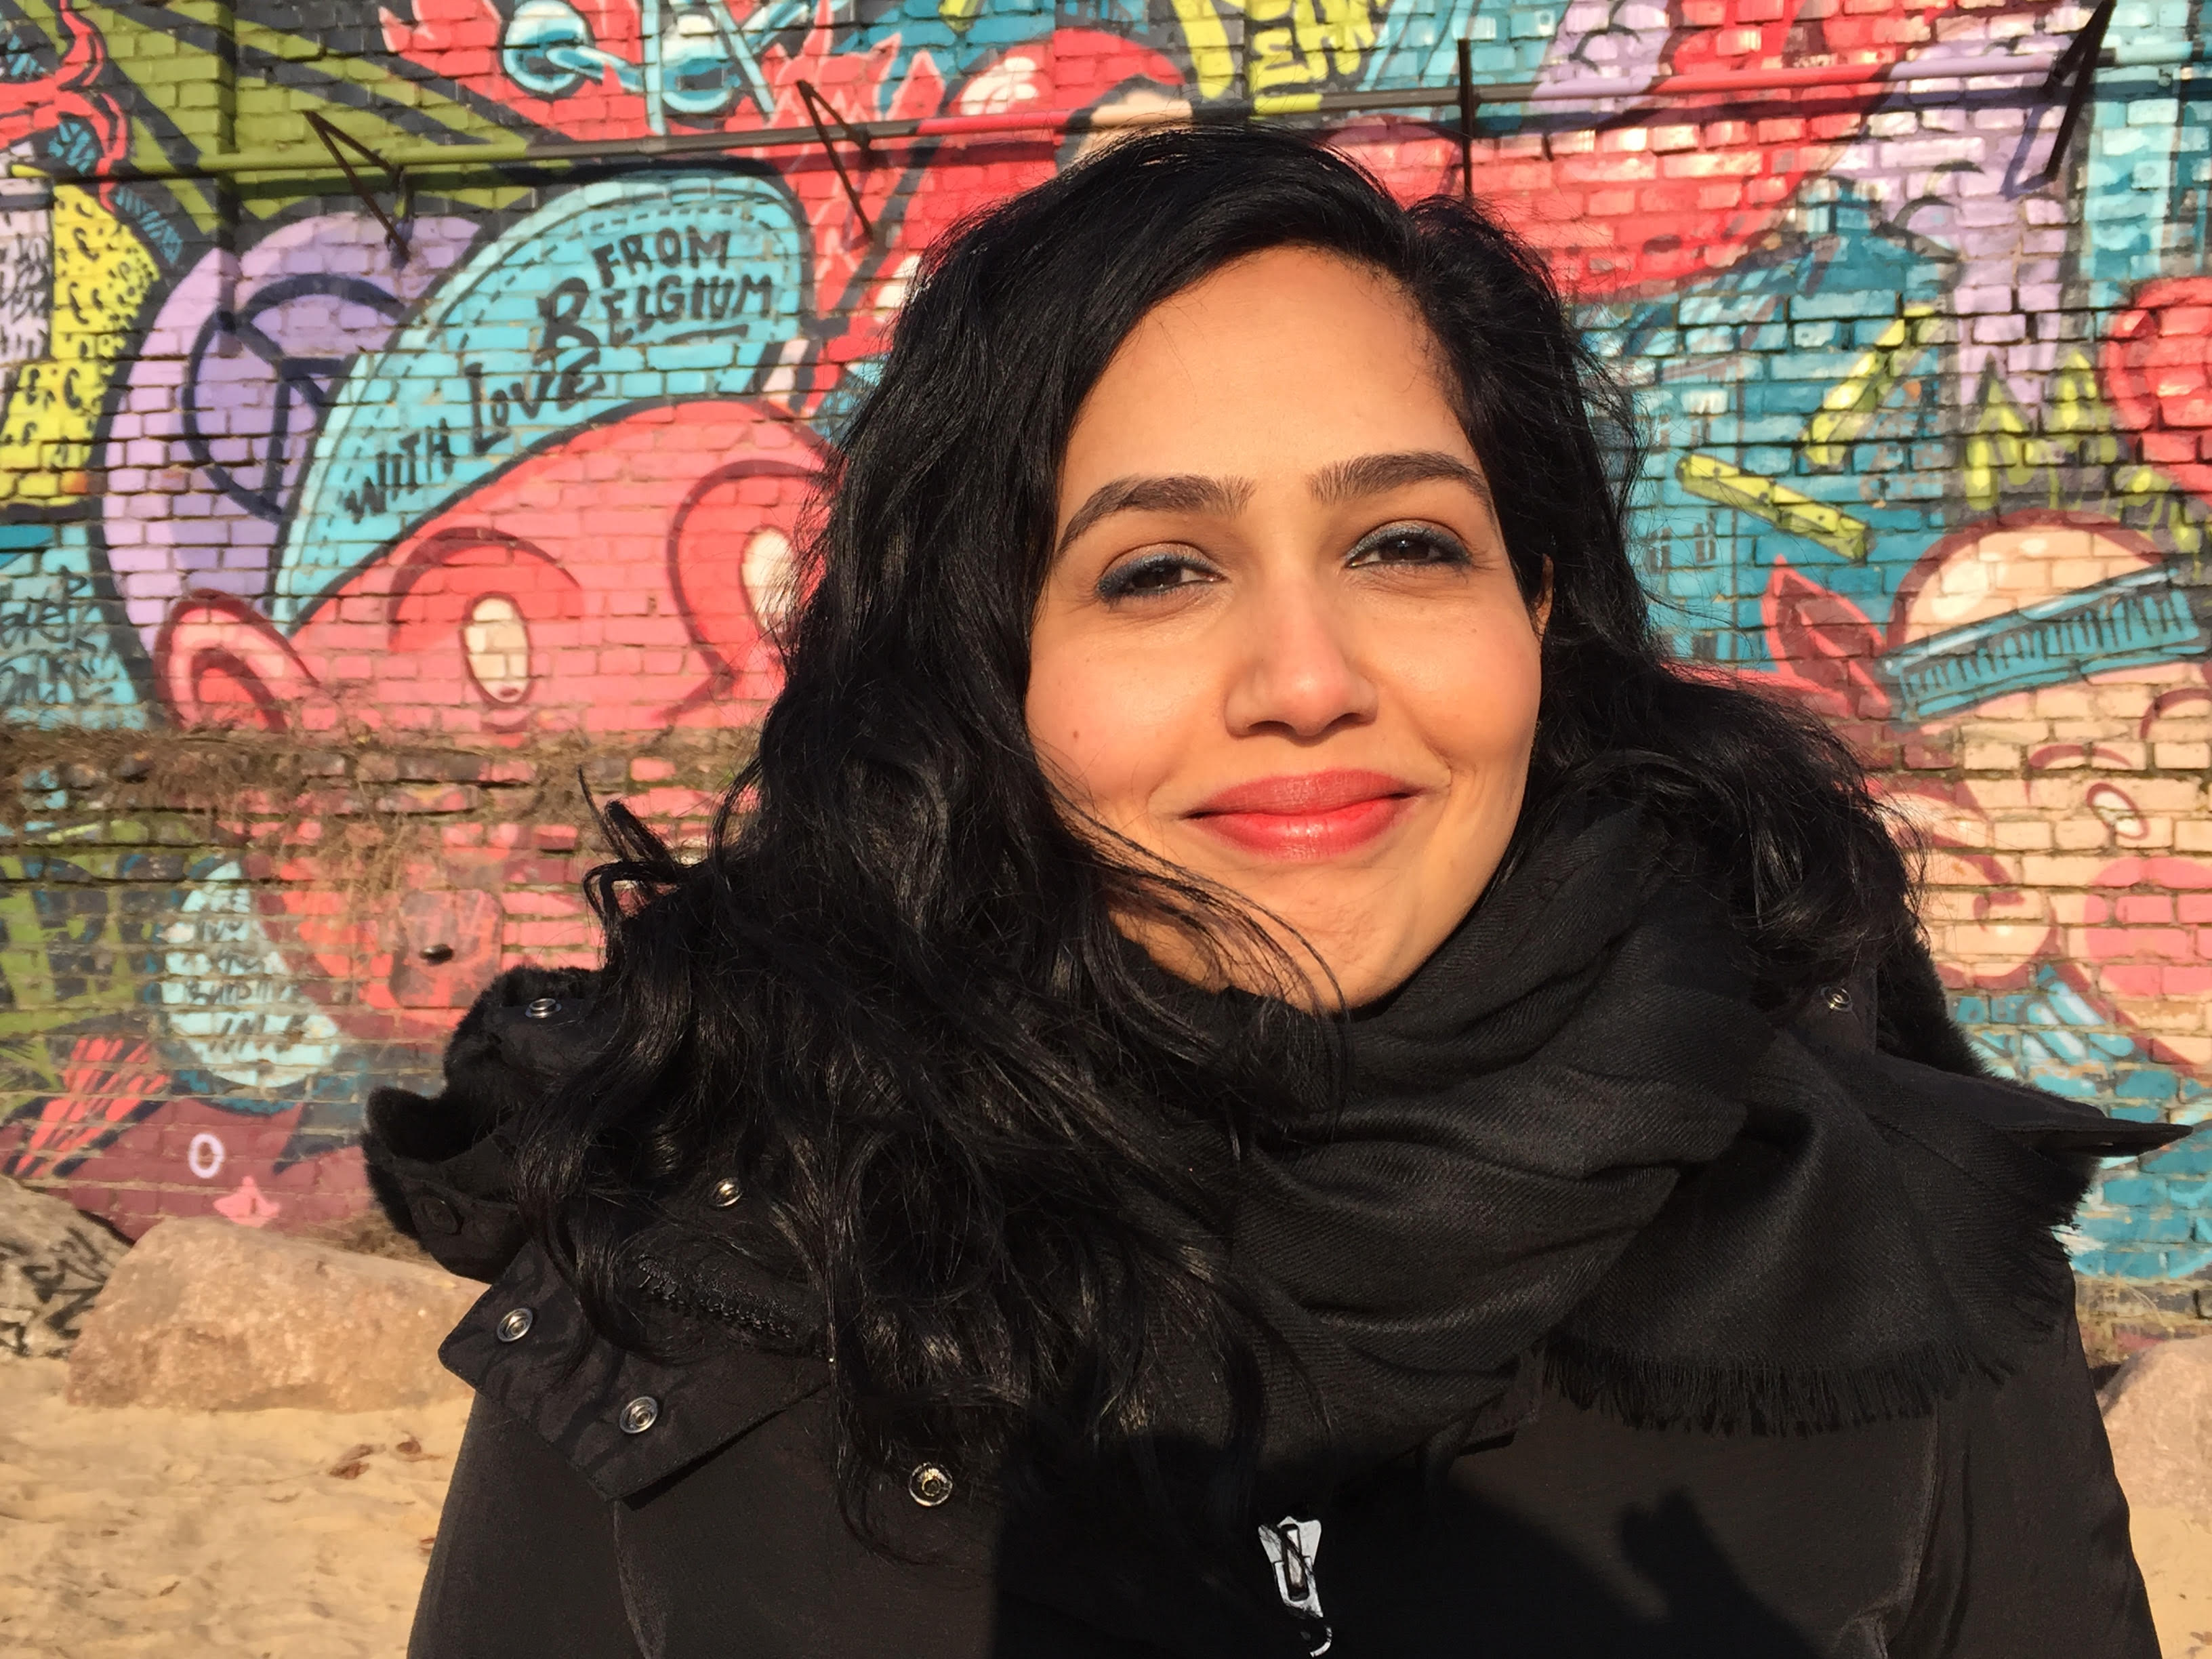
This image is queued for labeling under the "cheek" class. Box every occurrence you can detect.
[1025,636,1203,828]
[1396,613,1544,779]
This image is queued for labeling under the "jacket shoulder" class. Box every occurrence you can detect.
[363,966,609,1281]
[442,1240,830,1502]
[1786,967,2185,1163]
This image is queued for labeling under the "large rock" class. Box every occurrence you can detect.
[67,1217,481,1410]
[2101,1332,2212,1515]
[1,1174,130,1359]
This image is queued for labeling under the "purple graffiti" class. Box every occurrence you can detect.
[101,211,479,650]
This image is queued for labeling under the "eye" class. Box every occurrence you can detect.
[1346,523,1473,569]
[2087,782,2150,842]
[1097,548,1217,602]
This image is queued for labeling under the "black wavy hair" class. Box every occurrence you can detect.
[515,125,1920,1528]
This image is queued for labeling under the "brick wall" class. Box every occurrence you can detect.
[1,0,2207,1275]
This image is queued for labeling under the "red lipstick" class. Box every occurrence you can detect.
[1185,769,1418,860]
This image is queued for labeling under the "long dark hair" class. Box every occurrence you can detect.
[516,126,1915,1523]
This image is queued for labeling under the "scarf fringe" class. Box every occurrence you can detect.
[1544,1119,2089,1436]
[1544,1334,2005,1436]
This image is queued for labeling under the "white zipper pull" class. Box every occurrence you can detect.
[1257,1515,1332,1656]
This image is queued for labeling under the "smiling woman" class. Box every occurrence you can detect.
[367,129,2178,1659]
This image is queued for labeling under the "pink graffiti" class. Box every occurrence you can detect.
[1,1034,175,1184]
[2106,276,2212,508]
[0,0,127,190]
[1748,512,2212,1074]
[153,398,824,737]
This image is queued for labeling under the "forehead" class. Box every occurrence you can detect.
[1060,247,1471,489]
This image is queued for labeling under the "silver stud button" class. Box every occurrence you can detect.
[1823,987,1853,1013]
[524,997,560,1020]
[495,1307,535,1343]
[619,1396,660,1435]
[710,1177,742,1208]
[908,1462,954,1507]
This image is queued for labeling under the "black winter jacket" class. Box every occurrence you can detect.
[373,968,2173,1659]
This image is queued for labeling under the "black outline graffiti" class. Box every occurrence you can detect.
[180,273,407,523]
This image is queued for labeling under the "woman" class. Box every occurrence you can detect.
[369,127,2176,1657]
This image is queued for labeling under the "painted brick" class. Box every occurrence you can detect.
[0,0,2206,1276]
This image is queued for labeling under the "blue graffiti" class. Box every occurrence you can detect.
[271,169,811,625]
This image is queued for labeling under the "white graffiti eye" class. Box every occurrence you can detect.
[187,1131,226,1180]
[462,594,531,704]
[743,529,799,634]
[2087,782,2148,841]
[958,54,1043,115]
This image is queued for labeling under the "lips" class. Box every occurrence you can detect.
[1185,769,1419,859]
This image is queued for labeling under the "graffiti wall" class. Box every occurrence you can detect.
[0,0,2207,1276]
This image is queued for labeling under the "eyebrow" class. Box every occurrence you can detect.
[1055,450,1490,556]
[1310,450,1492,508]
[1056,474,1255,554]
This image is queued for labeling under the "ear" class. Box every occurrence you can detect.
[156,593,331,731]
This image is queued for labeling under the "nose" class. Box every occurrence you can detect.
[1221,572,1378,741]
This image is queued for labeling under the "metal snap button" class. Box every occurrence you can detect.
[619,1396,660,1434]
[524,997,560,1020]
[495,1307,535,1343]
[908,1462,954,1507]
[1823,987,1853,1013]
[710,1177,741,1208]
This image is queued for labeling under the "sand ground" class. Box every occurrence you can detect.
[0,1358,469,1659]
[2,1350,2208,1656]
[2139,1507,2212,1658]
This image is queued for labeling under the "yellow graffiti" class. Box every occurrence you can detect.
[1801,304,1936,470]
[1961,371,2034,516]
[1170,0,1241,98]
[1953,350,2142,517]
[938,0,982,32]
[0,183,156,503]
[1677,453,1874,563]
[1170,0,1376,104]
[0,849,142,1054]
[2045,346,2121,462]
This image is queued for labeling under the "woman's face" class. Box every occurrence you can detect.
[1027,246,1546,1006]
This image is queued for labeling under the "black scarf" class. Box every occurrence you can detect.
[1223,804,2149,1473]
